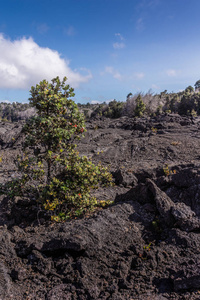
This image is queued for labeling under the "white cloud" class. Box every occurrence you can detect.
[115,33,124,41]
[37,23,49,34]
[138,0,160,9]
[135,72,145,79]
[91,98,114,104]
[0,99,11,103]
[166,69,177,77]
[152,84,160,89]
[105,98,115,103]
[113,33,125,49]
[0,34,92,89]
[82,96,91,102]
[91,100,102,104]
[136,18,145,31]
[113,42,125,49]
[146,0,160,7]
[64,26,76,36]
[103,66,122,80]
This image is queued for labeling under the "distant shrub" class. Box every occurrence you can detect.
[185,85,194,93]
[104,100,124,118]
[155,105,163,115]
[178,94,194,115]
[90,100,124,119]
[134,95,146,117]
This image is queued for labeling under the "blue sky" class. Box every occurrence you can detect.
[0,0,200,104]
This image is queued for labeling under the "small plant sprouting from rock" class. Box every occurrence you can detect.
[163,164,176,176]
[151,127,157,134]
[6,76,113,221]
[143,242,152,251]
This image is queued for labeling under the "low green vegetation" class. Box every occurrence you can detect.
[134,95,146,117]
[91,99,124,119]
[79,79,200,119]
[1,78,200,222]
[2,79,200,121]
[0,102,30,121]
[1,77,113,221]
[163,164,176,176]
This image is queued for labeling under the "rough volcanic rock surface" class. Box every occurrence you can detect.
[0,114,200,299]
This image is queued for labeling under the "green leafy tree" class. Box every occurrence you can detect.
[134,95,146,117]
[178,94,195,115]
[126,92,133,100]
[104,100,124,118]
[169,94,180,113]
[185,85,194,93]
[159,90,168,98]
[194,80,200,90]
[7,77,113,220]
[155,105,163,115]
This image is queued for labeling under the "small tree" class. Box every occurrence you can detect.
[194,80,200,91]
[126,92,133,100]
[178,94,194,115]
[11,77,113,220]
[185,85,194,93]
[134,95,146,117]
[103,100,124,118]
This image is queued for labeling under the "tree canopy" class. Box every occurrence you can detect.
[194,80,200,90]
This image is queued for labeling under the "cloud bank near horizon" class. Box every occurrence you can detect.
[0,34,92,89]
